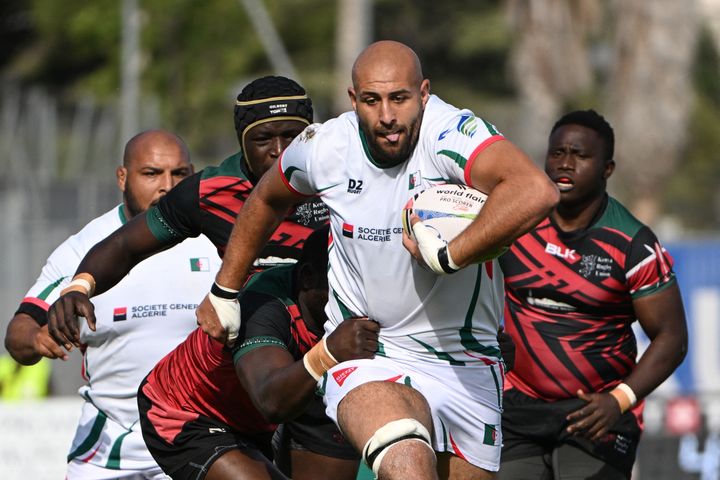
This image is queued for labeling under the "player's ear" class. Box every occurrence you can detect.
[116,166,128,192]
[348,87,358,112]
[603,159,615,180]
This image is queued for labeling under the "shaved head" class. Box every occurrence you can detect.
[123,129,190,167]
[118,129,193,218]
[352,40,424,90]
[348,41,429,168]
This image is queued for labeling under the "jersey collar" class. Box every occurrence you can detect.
[359,128,406,169]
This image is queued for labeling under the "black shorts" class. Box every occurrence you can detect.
[137,379,274,480]
[273,394,358,473]
[501,388,642,477]
[286,394,357,458]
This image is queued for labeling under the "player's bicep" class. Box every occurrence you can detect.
[468,139,534,193]
[235,343,296,394]
[634,282,687,342]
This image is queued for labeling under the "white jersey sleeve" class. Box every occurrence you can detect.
[416,95,505,188]
[279,123,325,196]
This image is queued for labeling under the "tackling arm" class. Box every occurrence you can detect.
[235,317,379,423]
[197,166,303,344]
[47,214,172,349]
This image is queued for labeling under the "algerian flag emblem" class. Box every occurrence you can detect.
[190,258,210,272]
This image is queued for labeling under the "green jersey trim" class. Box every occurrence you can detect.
[37,277,66,301]
[146,206,183,243]
[594,196,644,237]
[437,149,469,170]
[117,204,128,225]
[233,336,288,363]
[67,409,107,461]
[359,129,405,169]
[631,275,676,300]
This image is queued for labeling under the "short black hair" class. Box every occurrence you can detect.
[233,75,313,137]
[551,109,614,161]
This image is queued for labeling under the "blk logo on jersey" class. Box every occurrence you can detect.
[113,307,127,322]
[347,179,363,194]
[342,223,354,238]
[545,242,577,261]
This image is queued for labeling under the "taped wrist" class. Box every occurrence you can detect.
[60,273,96,297]
[208,282,241,343]
[609,382,637,413]
[411,221,460,275]
[302,338,338,381]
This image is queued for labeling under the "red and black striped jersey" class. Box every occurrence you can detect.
[141,265,319,439]
[146,152,329,265]
[499,195,676,401]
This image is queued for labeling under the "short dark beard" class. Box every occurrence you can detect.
[123,182,144,218]
[359,107,424,168]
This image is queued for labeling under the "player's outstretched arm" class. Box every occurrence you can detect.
[5,313,68,364]
[46,213,169,349]
[451,139,559,268]
[566,283,688,441]
[198,167,303,344]
[235,318,379,423]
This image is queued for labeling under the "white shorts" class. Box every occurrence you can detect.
[67,401,166,477]
[321,356,505,472]
[66,459,169,480]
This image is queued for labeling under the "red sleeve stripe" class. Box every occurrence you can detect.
[22,297,50,311]
[277,156,314,198]
[464,135,506,187]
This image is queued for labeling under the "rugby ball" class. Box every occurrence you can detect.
[402,184,487,242]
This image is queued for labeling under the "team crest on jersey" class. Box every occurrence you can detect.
[299,125,318,142]
[294,203,315,225]
[579,255,612,278]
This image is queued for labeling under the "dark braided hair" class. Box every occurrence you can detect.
[551,109,614,161]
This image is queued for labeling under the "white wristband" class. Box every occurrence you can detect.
[207,289,241,344]
[615,382,637,406]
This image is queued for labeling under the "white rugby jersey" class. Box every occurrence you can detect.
[279,95,506,365]
[21,204,219,470]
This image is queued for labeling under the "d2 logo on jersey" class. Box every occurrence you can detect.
[347,179,363,194]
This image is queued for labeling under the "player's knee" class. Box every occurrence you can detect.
[362,418,434,476]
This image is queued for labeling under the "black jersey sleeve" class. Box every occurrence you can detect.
[232,291,293,361]
[146,173,204,243]
[626,225,676,298]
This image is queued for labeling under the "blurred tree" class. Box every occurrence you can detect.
[664,27,720,232]
[506,0,602,161]
[607,0,699,225]
[1,0,718,232]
